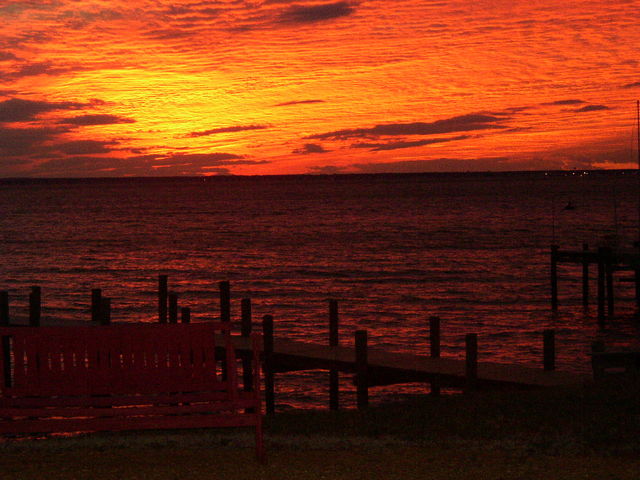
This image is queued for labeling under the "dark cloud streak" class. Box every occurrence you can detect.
[59,114,136,126]
[0,98,85,123]
[187,125,268,137]
[274,99,325,107]
[307,114,507,140]
[279,1,355,24]
[351,135,470,151]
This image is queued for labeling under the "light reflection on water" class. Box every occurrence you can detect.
[1,172,639,408]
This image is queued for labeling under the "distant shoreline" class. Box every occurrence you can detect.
[0,168,637,184]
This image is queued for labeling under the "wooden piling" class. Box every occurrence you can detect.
[158,275,168,324]
[597,247,606,325]
[2,334,11,387]
[543,329,555,371]
[355,330,368,410]
[100,298,111,325]
[168,293,178,324]
[635,268,640,310]
[429,315,441,396]
[465,333,478,391]
[604,248,614,318]
[582,243,589,307]
[29,286,41,327]
[262,315,275,415]
[219,281,231,323]
[329,299,339,411]
[240,299,253,395]
[91,289,102,323]
[0,291,8,326]
[241,299,252,337]
[551,245,559,311]
[181,307,191,324]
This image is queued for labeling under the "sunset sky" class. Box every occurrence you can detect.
[1,0,639,177]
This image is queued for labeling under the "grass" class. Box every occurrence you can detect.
[1,383,639,479]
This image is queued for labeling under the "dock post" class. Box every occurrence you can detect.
[604,248,614,318]
[329,299,339,411]
[550,245,559,311]
[635,268,640,310]
[241,299,253,394]
[355,330,368,410]
[582,243,589,307]
[158,275,168,323]
[168,293,178,324]
[91,289,102,323]
[465,333,478,392]
[543,329,555,371]
[219,281,231,323]
[241,299,252,337]
[100,298,111,325]
[0,291,8,326]
[262,315,275,414]
[429,316,441,396]
[2,333,10,387]
[181,307,191,324]
[597,247,606,325]
[29,286,41,327]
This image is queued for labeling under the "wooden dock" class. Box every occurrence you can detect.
[550,243,640,322]
[226,310,590,413]
[224,334,588,389]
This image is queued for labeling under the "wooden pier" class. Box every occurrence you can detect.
[1,278,591,415]
[227,315,588,414]
[550,243,640,323]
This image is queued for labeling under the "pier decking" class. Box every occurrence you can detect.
[224,334,588,389]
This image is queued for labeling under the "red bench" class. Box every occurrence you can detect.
[0,322,264,461]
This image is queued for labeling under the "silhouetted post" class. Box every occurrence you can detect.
[262,315,275,414]
[0,291,8,326]
[355,330,368,410]
[635,268,640,309]
[169,293,178,324]
[100,298,111,325]
[582,243,589,307]
[429,316,441,396]
[465,334,478,392]
[219,281,231,323]
[543,329,555,371]
[241,299,253,395]
[597,247,605,325]
[2,334,10,387]
[329,299,339,410]
[550,245,558,311]
[29,286,41,327]
[604,248,614,318]
[91,288,102,323]
[181,307,191,324]
[241,299,252,337]
[635,240,640,309]
[158,275,168,323]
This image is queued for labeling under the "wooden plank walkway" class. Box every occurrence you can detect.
[222,334,589,390]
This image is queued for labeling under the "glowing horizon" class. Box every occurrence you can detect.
[1,0,639,177]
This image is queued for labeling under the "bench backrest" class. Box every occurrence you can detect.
[1,323,236,399]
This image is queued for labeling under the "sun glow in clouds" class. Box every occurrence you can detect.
[1,0,639,177]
